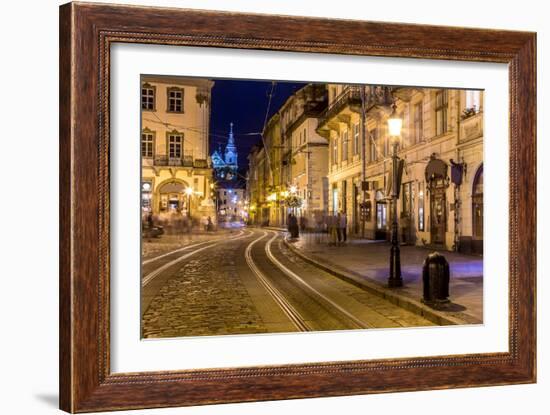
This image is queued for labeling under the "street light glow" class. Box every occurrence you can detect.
[388,103,403,137]
[185,187,193,196]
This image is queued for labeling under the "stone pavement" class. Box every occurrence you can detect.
[285,232,483,325]
[142,239,268,338]
[142,228,242,260]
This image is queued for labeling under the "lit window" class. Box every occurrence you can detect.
[141,132,154,158]
[370,128,378,162]
[167,87,183,112]
[141,84,155,110]
[435,90,448,135]
[353,123,360,155]
[413,101,423,144]
[332,137,338,164]
[342,130,348,161]
[168,134,182,158]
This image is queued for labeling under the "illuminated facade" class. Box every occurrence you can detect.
[247,84,328,228]
[140,75,216,223]
[317,85,483,253]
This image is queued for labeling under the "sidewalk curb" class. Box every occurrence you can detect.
[282,237,468,326]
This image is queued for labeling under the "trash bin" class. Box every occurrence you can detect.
[421,252,450,308]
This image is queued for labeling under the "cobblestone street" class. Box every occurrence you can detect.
[142,232,268,338]
[141,229,438,338]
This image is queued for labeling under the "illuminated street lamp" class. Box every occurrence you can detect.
[289,185,297,194]
[388,103,403,137]
[387,102,403,288]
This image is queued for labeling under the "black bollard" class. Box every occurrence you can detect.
[421,252,450,308]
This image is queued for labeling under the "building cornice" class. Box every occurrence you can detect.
[141,75,214,90]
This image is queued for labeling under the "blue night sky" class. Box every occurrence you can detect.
[209,79,306,167]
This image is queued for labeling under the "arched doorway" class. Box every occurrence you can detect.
[472,166,483,254]
[157,180,190,215]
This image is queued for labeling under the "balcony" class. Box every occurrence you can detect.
[317,85,395,133]
[151,154,208,168]
[318,86,362,130]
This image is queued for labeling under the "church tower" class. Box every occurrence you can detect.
[224,122,238,171]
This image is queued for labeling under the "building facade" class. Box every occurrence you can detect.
[279,84,328,228]
[246,82,483,253]
[317,84,483,253]
[140,75,216,223]
[247,144,269,225]
[216,186,246,223]
[246,84,328,228]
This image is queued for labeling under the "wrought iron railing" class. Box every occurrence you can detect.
[153,154,206,168]
[318,85,394,129]
[318,86,362,127]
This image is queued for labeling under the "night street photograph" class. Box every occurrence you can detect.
[140,75,484,339]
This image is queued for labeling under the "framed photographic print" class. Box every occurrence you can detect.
[59,2,536,412]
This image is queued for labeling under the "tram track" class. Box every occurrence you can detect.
[244,229,373,331]
[142,230,250,287]
[142,227,431,336]
[264,231,372,330]
[244,231,311,332]
[143,230,246,265]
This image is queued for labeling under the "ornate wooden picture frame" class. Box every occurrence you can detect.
[59,2,536,412]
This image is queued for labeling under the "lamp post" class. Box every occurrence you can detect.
[387,102,403,288]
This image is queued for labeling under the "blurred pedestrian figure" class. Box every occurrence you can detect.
[182,216,190,234]
[337,211,347,245]
[336,212,342,245]
[289,214,299,238]
[299,216,308,232]
[327,214,337,246]
[315,212,324,244]
[146,211,153,229]
[287,213,292,233]
[206,216,214,231]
